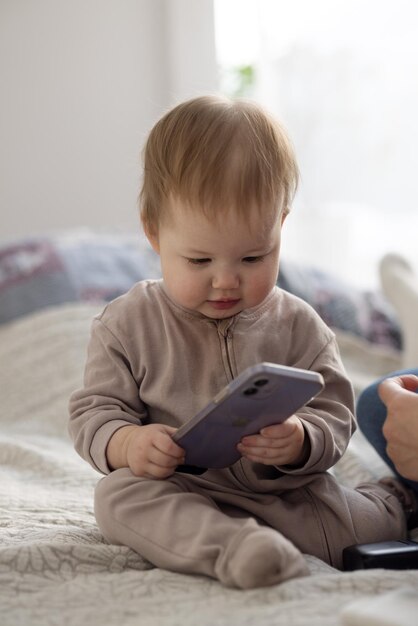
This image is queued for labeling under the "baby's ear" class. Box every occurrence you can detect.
[281,209,289,226]
[142,219,160,254]
[145,230,160,255]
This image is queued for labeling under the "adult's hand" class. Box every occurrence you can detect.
[379,375,418,481]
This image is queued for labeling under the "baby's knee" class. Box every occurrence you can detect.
[94,468,134,542]
[305,476,406,569]
[347,484,407,545]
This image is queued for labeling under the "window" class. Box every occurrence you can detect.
[215,0,418,287]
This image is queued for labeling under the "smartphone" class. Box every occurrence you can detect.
[343,540,418,570]
[172,362,324,471]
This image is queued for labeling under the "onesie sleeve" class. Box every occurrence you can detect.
[68,317,148,474]
[278,335,356,475]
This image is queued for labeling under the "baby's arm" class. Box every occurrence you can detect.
[237,416,309,466]
[107,423,185,479]
[239,337,355,474]
[69,317,185,476]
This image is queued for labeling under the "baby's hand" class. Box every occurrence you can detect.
[237,415,308,466]
[111,424,185,479]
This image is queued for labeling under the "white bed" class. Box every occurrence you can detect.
[1,235,417,626]
[1,303,417,626]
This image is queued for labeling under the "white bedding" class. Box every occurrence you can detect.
[1,304,417,626]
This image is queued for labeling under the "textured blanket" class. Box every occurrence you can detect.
[1,304,417,626]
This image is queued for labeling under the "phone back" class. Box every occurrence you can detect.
[173,363,324,469]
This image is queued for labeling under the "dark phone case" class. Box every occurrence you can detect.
[173,363,324,471]
[343,540,418,570]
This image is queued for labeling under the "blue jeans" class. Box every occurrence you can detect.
[356,368,418,495]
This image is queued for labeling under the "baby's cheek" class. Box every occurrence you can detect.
[167,273,203,309]
[248,277,275,306]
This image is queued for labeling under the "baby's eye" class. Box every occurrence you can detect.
[187,258,211,265]
[243,255,265,263]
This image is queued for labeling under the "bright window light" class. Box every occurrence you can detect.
[214,0,418,287]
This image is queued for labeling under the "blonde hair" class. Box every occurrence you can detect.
[140,95,298,235]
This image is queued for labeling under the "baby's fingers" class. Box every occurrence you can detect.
[239,434,285,450]
[154,429,184,460]
[240,423,293,447]
[148,444,184,467]
[260,420,297,438]
[143,459,179,479]
[237,443,289,465]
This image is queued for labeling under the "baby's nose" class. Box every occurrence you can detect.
[212,269,240,290]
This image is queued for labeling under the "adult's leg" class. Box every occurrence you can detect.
[356,368,418,495]
[94,468,309,589]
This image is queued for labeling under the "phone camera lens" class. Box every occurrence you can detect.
[243,387,258,395]
[254,378,268,387]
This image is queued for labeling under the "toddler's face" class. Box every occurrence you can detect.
[147,199,285,319]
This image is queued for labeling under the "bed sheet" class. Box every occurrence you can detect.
[1,304,417,626]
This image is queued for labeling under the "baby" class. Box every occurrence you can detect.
[69,95,407,589]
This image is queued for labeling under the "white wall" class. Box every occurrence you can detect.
[0,0,218,240]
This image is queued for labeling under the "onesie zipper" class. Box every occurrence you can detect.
[223,329,234,379]
[215,319,236,381]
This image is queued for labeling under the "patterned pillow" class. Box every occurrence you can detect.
[0,232,159,325]
[0,232,402,350]
[278,260,402,350]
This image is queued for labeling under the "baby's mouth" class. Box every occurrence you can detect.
[208,299,240,310]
